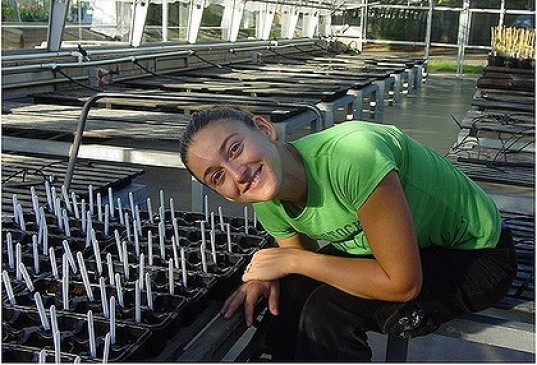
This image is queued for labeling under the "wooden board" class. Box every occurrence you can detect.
[1,112,189,141]
[119,75,353,102]
[179,67,376,86]
[229,62,399,80]
[472,97,535,113]
[2,153,144,209]
[448,156,534,187]
[28,88,314,123]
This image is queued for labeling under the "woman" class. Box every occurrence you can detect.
[178,107,517,361]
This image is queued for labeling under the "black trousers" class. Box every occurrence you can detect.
[264,227,518,361]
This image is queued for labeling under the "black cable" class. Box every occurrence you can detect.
[54,67,102,92]
[133,58,239,82]
[3,159,98,188]
[191,53,224,69]
[267,47,302,61]
[3,167,48,185]
[132,59,189,81]
[450,114,462,129]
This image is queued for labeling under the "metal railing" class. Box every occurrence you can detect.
[64,92,325,190]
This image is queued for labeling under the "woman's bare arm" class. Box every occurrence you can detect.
[242,171,423,302]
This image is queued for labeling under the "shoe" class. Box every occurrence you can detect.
[385,306,439,338]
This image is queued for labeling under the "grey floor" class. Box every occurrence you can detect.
[133,73,535,362]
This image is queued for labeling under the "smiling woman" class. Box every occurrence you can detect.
[179,108,304,205]
[178,107,518,361]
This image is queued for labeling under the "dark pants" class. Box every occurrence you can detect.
[264,227,518,361]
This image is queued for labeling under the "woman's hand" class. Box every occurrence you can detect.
[242,248,301,282]
[220,280,280,327]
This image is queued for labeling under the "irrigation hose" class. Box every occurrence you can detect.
[53,68,102,92]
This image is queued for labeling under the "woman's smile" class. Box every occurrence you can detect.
[244,165,263,193]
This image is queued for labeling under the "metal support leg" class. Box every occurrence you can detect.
[376,81,386,114]
[391,73,401,103]
[407,68,415,95]
[415,64,423,89]
[349,90,364,120]
[367,85,378,121]
[385,335,409,362]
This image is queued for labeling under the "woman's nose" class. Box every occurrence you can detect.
[227,161,247,183]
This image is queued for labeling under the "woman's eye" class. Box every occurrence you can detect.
[229,142,241,157]
[212,170,224,185]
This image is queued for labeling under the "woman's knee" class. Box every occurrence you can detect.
[297,285,373,360]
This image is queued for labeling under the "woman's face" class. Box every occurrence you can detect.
[185,118,283,204]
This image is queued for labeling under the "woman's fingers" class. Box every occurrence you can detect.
[267,280,280,316]
[220,281,278,327]
[220,289,245,319]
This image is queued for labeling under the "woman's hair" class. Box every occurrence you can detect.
[179,107,256,170]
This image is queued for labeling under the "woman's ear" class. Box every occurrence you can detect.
[252,116,278,141]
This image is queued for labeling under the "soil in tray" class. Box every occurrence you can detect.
[2,254,54,278]
[141,209,265,234]
[2,344,91,363]
[233,234,273,256]
[2,229,100,261]
[6,279,102,311]
[226,216,265,235]
[109,290,183,338]
[4,294,179,357]
[6,277,181,328]
[185,250,244,275]
[151,271,215,323]
[184,251,246,300]
[2,308,153,361]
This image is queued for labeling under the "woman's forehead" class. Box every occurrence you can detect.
[194,119,243,142]
[188,120,244,156]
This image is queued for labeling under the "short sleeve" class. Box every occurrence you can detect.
[329,130,399,210]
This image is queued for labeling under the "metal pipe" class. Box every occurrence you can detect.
[230,45,271,53]
[2,50,194,73]
[64,92,324,190]
[229,38,317,53]
[1,40,279,62]
[456,0,470,76]
[245,0,335,11]
[424,0,434,61]
[2,51,77,62]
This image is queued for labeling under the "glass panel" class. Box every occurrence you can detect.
[2,0,51,51]
[144,1,190,43]
[198,3,224,41]
[504,0,534,11]
[63,0,132,48]
[505,13,534,28]
[468,11,499,46]
[332,8,363,27]
[272,6,283,38]
[295,12,304,36]
[431,9,459,44]
[434,0,463,6]
[236,7,256,40]
[366,7,429,43]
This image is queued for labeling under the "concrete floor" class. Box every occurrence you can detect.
[132,73,535,362]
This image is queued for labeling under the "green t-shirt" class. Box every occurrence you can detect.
[253,122,501,255]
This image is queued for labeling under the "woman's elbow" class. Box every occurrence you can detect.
[395,278,422,302]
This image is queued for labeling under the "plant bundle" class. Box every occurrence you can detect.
[491,26,536,60]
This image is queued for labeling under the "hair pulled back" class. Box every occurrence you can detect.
[179,107,256,169]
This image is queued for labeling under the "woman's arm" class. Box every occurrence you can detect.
[276,233,320,251]
[242,171,423,302]
[220,233,316,325]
